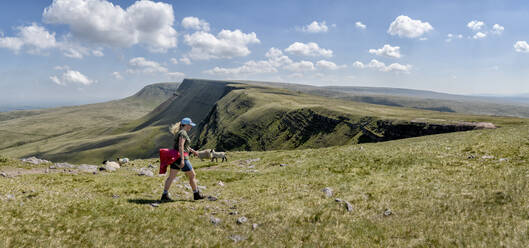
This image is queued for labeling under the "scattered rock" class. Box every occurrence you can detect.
[138,168,154,177]
[344,201,353,212]
[322,187,333,198]
[210,216,221,225]
[218,181,225,187]
[245,158,260,164]
[21,157,50,165]
[252,223,259,230]
[207,196,218,201]
[6,194,15,201]
[482,155,495,159]
[248,164,255,169]
[383,209,393,217]
[229,235,246,243]
[112,195,120,199]
[237,216,248,224]
[0,172,7,177]
[184,185,192,191]
[280,163,288,167]
[499,158,509,162]
[77,164,98,173]
[102,161,120,171]
[335,198,343,203]
[50,162,76,169]
[150,203,159,207]
[229,211,238,215]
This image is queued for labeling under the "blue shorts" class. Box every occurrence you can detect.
[170,158,193,172]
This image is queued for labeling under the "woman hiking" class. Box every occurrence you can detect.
[161,117,205,201]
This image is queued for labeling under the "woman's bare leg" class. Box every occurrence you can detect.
[185,169,197,192]
[164,168,179,191]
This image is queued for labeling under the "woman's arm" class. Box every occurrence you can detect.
[179,136,185,168]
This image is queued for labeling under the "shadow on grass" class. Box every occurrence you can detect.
[127,198,194,205]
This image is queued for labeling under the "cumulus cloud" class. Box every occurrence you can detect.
[0,23,57,53]
[467,20,485,31]
[473,32,487,39]
[181,16,210,31]
[302,21,328,33]
[445,33,463,42]
[285,42,333,58]
[184,29,260,60]
[112,71,123,80]
[43,0,177,52]
[316,60,346,70]
[127,57,168,73]
[491,24,504,35]
[284,60,315,72]
[514,41,529,53]
[204,60,277,75]
[51,68,95,85]
[368,44,401,58]
[355,21,366,30]
[170,58,178,64]
[265,47,293,67]
[387,15,433,38]
[353,59,411,73]
[179,57,192,65]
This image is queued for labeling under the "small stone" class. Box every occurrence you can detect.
[210,216,221,225]
[335,198,342,203]
[229,211,238,215]
[0,172,7,177]
[184,185,192,190]
[6,194,15,201]
[237,216,248,224]
[280,164,288,167]
[150,203,159,207]
[383,209,392,217]
[218,181,225,187]
[482,155,495,159]
[52,162,77,169]
[248,164,255,169]
[207,196,218,201]
[322,187,333,198]
[499,158,508,162]
[252,223,259,230]
[344,201,353,212]
[21,157,50,165]
[229,235,246,243]
[78,164,98,173]
[138,168,154,177]
[112,195,120,199]
[92,171,98,175]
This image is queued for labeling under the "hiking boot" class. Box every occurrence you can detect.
[161,193,173,202]
[194,191,205,201]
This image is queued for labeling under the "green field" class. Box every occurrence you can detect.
[1,121,529,247]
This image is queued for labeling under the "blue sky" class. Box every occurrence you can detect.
[1,0,529,106]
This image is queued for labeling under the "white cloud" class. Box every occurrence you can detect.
[316,60,346,70]
[514,41,529,53]
[284,60,315,72]
[181,16,210,31]
[284,42,333,58]
[368,44,401,58]
[387,15,433,38]
[167,72,185,81]
[0,23,57,53]
[467,20,485,31]
[445,33,463,42]
[302,21,328,33]
[473,32,487,39]
[179,57,191,65]
[51,69,95,86]
[112,71,123,80]
[170,58,178,64]
[184,29,260,60]
[355,21,366,30]
[353,59,411,73]
[204,60,277,75]
[92,49,104,57]
[492,24,504,35]
[265,47,293,67]
[43,0,177,52]
[127,57,168,73]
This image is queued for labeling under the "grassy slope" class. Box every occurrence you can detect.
[0,83,179,163]
[1,122,529,247]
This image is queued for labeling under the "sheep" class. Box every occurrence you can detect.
[211,150,228,163]
[117,157,129,166]
[195,149,212,161]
